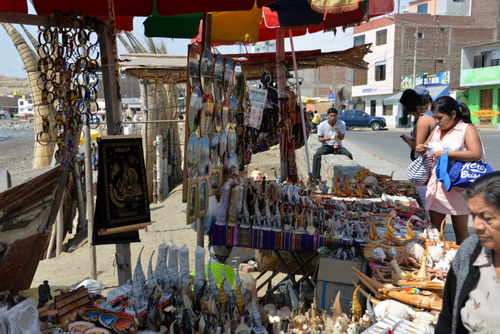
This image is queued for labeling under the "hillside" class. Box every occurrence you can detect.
[0,75,30,96]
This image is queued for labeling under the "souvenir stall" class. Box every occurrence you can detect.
[180,33,454,332]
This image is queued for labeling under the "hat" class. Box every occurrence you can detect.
[435,152,452,191]
[413,87,430,97]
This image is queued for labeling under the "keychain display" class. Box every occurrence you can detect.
[36,11,100,167]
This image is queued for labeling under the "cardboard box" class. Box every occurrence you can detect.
[316,257,366,315]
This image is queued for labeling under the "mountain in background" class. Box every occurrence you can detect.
[0,75,30,96]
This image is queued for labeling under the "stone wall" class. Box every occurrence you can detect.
[295,134,364,188]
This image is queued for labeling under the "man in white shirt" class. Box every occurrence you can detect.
[312,107,353,181]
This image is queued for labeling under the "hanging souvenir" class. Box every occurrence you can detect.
[222,99,229,129]
[210,131,220,165]
[214,101,223,132]
[219,128,227,156]
[222,151,230,170]
[188,87,202,133]
[228,96,238,129]
[202,93,214,135]
[198,135,210,176]
[187,133,200,179]
[200,48,213,95]
[228,153,238,170]
[223,58,234,99]
[188,43,201,89]
[234,62,245,103]
[213,54,224,103]
[227,128,236,157]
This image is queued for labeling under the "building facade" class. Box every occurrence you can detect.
[461,42,500,128]
[352,0,498,128]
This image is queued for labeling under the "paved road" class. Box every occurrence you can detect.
[344,128,500,172]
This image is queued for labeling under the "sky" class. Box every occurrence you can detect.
[0,1,409,79]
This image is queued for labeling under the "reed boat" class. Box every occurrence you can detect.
[0,166,68,294]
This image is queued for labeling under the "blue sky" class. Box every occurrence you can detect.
[0,1,408,78]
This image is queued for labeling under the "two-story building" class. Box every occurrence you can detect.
[351,0,498,128]
[461,42,500,128]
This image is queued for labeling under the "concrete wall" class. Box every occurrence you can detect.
[296,135,364,189]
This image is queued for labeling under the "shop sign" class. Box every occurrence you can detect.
[328,93,336,102]
[423,71,450,86]
[472,110,500,117]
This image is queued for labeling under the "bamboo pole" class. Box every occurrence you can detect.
[84,125,97,280]
[55,202,64,256]
[73,163,86,232]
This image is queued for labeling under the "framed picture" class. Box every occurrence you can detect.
[197,177,209,218]
[186,179,198,225]
[209,165,223,196]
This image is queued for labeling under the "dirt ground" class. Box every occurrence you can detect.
[1,120,283,295]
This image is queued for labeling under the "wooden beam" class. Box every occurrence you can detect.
[0,11,95,28]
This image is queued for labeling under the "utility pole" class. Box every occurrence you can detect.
[412,26,418,88]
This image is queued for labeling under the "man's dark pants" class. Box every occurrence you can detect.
[312,145,353,180]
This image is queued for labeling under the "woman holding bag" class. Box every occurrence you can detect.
[399,87,435,209]
[415,96,482,244]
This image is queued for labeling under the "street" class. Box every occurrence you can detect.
[343,128,500,171]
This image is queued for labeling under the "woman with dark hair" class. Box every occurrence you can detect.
[436,171,500,333]
[415,96,482,244]
[399,87,435,210]
[399,87,435,161]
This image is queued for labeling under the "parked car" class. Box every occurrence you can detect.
[319,109,386,130]
[339,109,386,130]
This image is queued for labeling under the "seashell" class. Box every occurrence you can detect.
[371,247,386,262]
[263,303,277,316]
[277,306,291,318]
[427,245,444,262]
[374,300,410,320]
[405,242,425,262]
[235,317,251,334]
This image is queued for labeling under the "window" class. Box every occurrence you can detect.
[417,3,428,13]
[383,104,393,116]
[417,32,424,39]
[354,35,365,47]
[375,61,386,81]
[344,110,354,117]
[354,110,365,117]
[376,30,387,46]
[353,69,367,86]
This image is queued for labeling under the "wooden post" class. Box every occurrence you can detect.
[55,202,64,257]
[84,125,97,280]
[155,135,163,202]
[276,29,288,181]
[97,20,131,284]
[72,162,86,231]
[0,170,11,192]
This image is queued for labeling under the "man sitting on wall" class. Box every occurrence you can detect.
[312,107,353,181]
